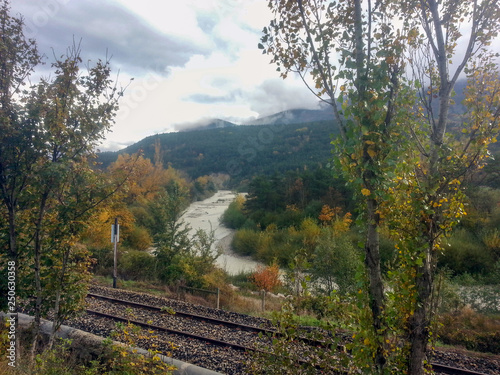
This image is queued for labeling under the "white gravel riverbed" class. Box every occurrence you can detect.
[180,190,263,275]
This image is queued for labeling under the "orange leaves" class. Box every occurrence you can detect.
[250,263,282,293]
[319,205,352,233]
[318,204,338,223]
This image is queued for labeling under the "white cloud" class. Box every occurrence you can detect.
[11,0,321,152]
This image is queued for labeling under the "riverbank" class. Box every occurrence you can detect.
[180,190,262,275]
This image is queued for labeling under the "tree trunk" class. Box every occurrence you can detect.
[408,246,433,375]
[48,248,69,350]
[365,198,387,373]
[30,190,49,361]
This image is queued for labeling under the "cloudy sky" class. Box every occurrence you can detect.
[9,1,500,152]
[10,0,321,151]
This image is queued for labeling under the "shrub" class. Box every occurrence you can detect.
[311,230,362,295]
[250,263,282,293]
[232,229,260,256]
[438,229,496,276]
[221,200,247,229]
[437,307,500,354]
[125,225,153,251]
[119,250,156,281]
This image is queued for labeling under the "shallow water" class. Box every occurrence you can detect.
[180,190,263,275]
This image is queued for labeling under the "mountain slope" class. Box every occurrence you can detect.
[98,119,340,186]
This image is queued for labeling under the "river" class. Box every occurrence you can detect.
[180,190,263,275]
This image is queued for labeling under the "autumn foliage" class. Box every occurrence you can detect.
[250,263,282,293]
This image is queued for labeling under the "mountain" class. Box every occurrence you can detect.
[96,82,479,188]
[178,119,237,132]
[178,107,334,132]
[245,107,334,126]
[98,117,340,187]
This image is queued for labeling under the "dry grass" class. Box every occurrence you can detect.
[437,306,500,354]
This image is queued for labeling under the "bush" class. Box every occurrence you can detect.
[119,250,156,281]
[311,230,362,295]
[89,246,114,275]
[438,229,496,276]
[437,307,500,354]
[221,200,247,229]
[125,225,153,251]
[232,229,260,256]
[250,263,282,293]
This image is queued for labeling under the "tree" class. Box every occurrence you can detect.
[261,0,500,373]
[390,1,500,373]
[0,0,42,308]
[251,262,282,293]
[151,181,192,283]
[261,0,412,371]
[0,0,125,360]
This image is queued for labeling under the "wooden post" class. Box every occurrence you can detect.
[216,288,220,309]
[261,289,266,311]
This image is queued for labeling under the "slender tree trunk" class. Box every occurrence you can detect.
[408,243,434,375]
[48,248,69,349]
[30,190,49,361]
[30,229,43,361]
[365,197,386,373]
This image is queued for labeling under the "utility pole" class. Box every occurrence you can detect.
[112,218,119,288]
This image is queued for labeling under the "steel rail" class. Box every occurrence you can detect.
[85,308,320,370]
[86,293,491,375]
[87,292,339,349]
[87,292,270,334]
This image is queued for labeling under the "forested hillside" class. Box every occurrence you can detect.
[98,120,340,186]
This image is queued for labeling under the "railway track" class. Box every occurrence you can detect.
[76,286,499,375]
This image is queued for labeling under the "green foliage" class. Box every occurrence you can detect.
[0,1,127,356]
[150,187,220,287]
[248,299,347,375]
[98,120,340,186]
[123,226,152,251]
[221,199,247,229]
[439,229,497,276]
[231,229,260,257]
[311,230,362,295]
[119,250,156,281]
[105,322,175,374]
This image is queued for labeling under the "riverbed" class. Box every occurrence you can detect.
[180,190,262,275]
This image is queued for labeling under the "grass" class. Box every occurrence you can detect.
[92,276,175,297]
[91,275,285,316]
[436,306,500,354]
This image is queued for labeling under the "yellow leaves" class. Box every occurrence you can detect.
[333,212,353,233]
[361,188,371,196]
[367,147,377,158]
